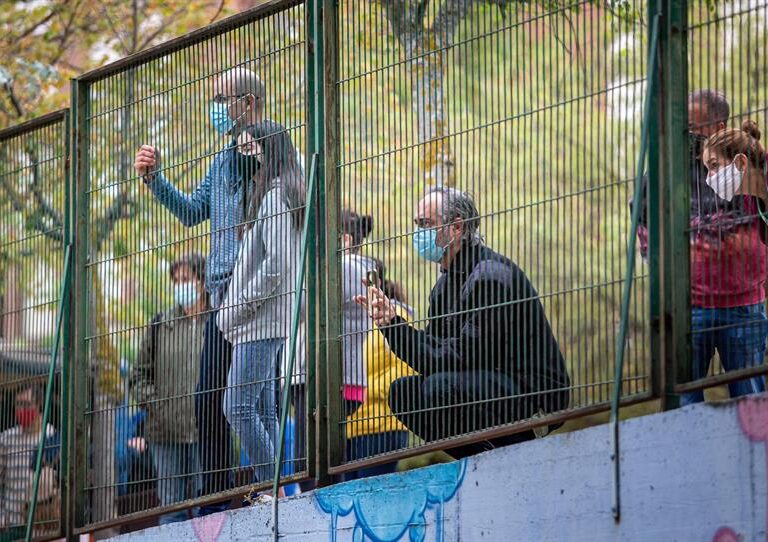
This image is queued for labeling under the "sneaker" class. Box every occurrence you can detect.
[242,490,273,507]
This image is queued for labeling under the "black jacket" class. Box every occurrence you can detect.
[381,243,571,414]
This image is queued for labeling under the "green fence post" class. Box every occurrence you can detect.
[25,247,72,542]
[69,78,91,535]
[60,108,73,540]
[647,0,662,404]
[610,9,661,520]
[320,0,344,479]
[310,0,331,486]
[304,0,319,485]
[659,0,691,410]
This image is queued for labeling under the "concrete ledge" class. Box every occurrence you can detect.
[112,394,768,541]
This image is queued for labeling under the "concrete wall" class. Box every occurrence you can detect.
[112,394,768,541]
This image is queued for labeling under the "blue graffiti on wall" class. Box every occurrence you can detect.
[315,460,466,542]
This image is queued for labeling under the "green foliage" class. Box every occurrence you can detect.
[0,0,235,399]
[0,0,233,127]
[341,0,650,409]
[3,0,766,413]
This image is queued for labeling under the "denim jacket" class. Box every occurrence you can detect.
[147,142,243,305]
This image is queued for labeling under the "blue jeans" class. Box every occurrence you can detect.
[223,339,282,484]
[682,304,768,406]
[345,431,409,480]
[195,310,233,513]
[150,443,202,525]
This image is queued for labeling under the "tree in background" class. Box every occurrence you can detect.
[375,0,575,187]
[0,0,228,124]
[0,0,230,401]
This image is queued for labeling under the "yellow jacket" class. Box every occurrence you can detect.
[346,305,417,439]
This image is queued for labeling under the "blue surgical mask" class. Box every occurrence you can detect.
[209,102,234,136]
[413,228,445,263]
[174,282,200,309]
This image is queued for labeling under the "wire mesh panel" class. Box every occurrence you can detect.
[675,1,768,402]
[73,2,308,529]
[330,1,653,470]
[0,111,68,540]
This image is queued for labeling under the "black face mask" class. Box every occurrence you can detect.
[237,151,261,180]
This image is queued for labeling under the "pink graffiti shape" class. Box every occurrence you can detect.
[191,513,227,542]
[737,396,768,442]
[736,396,768,541]
[712,527,740,542]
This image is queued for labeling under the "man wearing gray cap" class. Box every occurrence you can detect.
[133,67,265,512]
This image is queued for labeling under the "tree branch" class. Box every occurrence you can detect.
[99,3,131,54]
[24,144,64,231]
[137,7,190,51]
[3,82,25,118]
[93,188,138,250]
[132,0,139,53]
[431,0,476,47]
[0,174,63,244]
[15,7,60,41]
[377,0,430,53]
[49,0,86,66]
[208,0,226,24]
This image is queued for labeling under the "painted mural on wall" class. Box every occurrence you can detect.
[315,460,467,542]
[111,394,768,542]
[712,395,768,542]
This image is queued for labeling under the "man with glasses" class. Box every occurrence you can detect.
[356,188,571,459]
[133,68,265,513]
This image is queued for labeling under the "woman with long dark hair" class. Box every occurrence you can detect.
[217,120,305,491]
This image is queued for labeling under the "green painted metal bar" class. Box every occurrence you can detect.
[321,0,344,478]
[305,0,320,485]
[25,244,73,542]
[70,77,92,536]
[272,152,319,540]
[610,10,661,523]
[59,108,73,541]
[646,2,662,405]
[660,0,691,407]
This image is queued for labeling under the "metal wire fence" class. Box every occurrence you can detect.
[0,110,69,540]
[325,0,653,473]
[70,1,308,530]
[671,1,768,402]
[4,0,768,537]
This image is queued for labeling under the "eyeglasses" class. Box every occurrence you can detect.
[414,218,438,229]
[211,93,257,105]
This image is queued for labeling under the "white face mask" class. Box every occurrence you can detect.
[174,281,200,309]
[706,159,743,202]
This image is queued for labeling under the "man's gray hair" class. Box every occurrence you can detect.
[689,89,730,124]
[428,186,483,244]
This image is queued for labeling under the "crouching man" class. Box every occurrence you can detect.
[356,188,571,459]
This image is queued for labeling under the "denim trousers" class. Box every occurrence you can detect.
[682,303,768,406]
[150,442,202,525]
[223,338,282,483]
